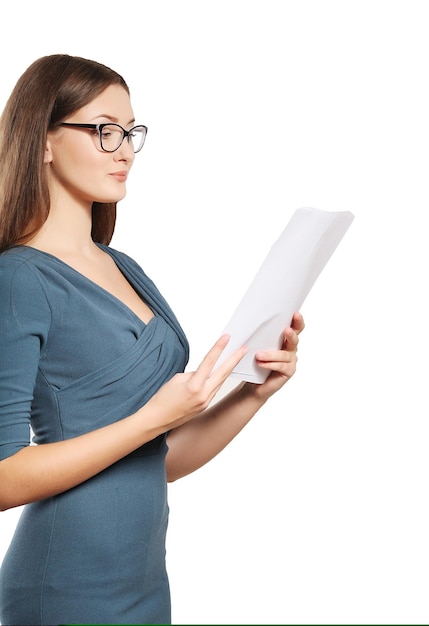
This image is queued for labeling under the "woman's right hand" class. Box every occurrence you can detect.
[0,336,246,510]
[145,334,248,430]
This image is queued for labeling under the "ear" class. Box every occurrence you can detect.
[44,138,53,164]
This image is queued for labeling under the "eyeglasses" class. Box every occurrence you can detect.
[59,122,148,153]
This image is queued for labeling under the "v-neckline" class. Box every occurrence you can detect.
[19,244,156,328]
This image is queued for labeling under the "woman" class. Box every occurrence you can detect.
[0,54,304,625]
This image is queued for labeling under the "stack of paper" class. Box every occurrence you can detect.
[213,207,355,383]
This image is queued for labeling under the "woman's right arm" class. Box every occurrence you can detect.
[0,257,246,510]
[0,332,246,511]
[0,411,165,511]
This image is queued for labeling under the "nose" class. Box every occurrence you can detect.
[114,137,135,161]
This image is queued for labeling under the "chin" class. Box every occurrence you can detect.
[97,192,126,203]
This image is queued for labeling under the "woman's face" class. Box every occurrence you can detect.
[45,84,137,206]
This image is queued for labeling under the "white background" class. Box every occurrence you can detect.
[1,1,428,623]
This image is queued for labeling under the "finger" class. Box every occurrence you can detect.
[207,344,249,387]
[254,348,297,378]
[193,334,231,380]
[282,327,299,351]
[291,311,305,334]
[193,335,247,384]
[255,348,293,364]
[255,358,296,379]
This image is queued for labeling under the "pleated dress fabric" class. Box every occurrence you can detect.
[0,244,189,625]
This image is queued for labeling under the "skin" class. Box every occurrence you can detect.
[0,85,304,510]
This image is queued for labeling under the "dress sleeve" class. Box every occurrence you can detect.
[0,256,51,461]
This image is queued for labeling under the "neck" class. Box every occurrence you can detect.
[28,199,96,257]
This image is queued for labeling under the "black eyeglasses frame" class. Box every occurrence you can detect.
[59,122,148,153]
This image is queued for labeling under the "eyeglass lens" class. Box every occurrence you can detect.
[100,125,146,153]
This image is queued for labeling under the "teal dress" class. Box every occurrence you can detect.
[0,245,189,625]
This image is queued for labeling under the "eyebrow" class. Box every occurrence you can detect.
[93,114,136,125]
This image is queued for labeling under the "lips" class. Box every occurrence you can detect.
[109,171,128,181]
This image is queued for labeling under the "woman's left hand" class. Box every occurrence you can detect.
[247,311,305,402]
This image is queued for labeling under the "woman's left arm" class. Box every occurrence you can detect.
[166,312,305,482]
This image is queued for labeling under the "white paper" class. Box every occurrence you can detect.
[213,207,355,383]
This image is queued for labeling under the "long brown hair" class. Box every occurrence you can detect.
[0,54,130,253]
